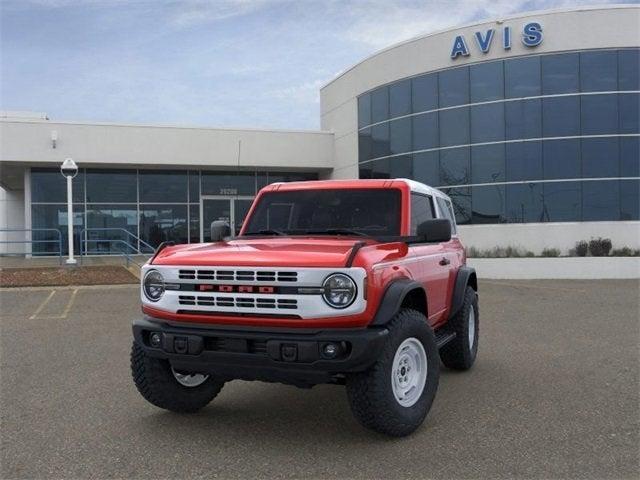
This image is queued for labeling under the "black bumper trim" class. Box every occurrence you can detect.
[133,317,388,387]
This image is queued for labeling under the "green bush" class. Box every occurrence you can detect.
[610,247,640,257]
[588,237,612,257]
[541,248,561,257]
[574,240,589,257]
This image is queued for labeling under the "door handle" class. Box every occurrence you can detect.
[439,257,450,266]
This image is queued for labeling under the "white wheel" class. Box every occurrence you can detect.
[391,337,428,407]
[171,367,209,388]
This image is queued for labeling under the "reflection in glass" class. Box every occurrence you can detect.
[390,79,411,117]
[506,142,543,182]
[358,93,371,128]
[505,99,541,140]
[470,103,504,143]
[439,67,469,108]
[440,148,470,186]
[471,185,505,224]
[86,169,136,203]
[543,182,581,222]
[412,112,438,151]
[412,74,438,113]
[618,49,640,91]
[506,183,543,223]
[471,144,505,184]
[371,87,389,123]
[543,139,581,180]
[189,205,200,243]
[139,205,188,247]
[470,61,504,102]
[202,172,255,196]
[619,93,640,134]
[413,152,440,187]
[581,94,619,135]
[389,155,412,179]
[140,171,188,203]
[32,169,85,203]
[86,205,137,254]
[371,123,390,158]
[620,180,640,220]
[505,56,540,98]
[583,180,619,221]
[31,204,84,255]
[580,51,617,92]
[189,171,200,203]
[582,138,619,178]
[442,187,471,224]
[359,128,373,162]
[620,137,640,177]
[390,118,411,155]
[439,108,469,147]
[542,96,580,137]
[542,53,579,94]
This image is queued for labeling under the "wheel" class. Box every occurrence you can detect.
[439,286,479,370]
[130,341,225,413]
[345,309,440,437]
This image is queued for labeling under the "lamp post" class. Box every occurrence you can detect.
[60,158,78,265]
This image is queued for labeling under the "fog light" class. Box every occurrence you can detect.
[150,332,162,348]
[322,343,339,358]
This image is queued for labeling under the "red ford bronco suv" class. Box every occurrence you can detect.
[131,179,478,436]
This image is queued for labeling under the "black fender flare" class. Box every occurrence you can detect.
[449,266,478,318]
[370,279,427,326]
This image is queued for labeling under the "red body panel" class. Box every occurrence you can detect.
[149,179,465,329]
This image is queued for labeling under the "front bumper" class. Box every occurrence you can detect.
[133,316,388,387]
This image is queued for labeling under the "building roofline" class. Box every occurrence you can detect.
[0,117,333,136]
[320,4,638,91]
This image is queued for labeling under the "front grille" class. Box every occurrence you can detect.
[178,295,298,310]
[178,269,298,283]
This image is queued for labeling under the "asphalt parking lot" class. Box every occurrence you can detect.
[1,280,638,479]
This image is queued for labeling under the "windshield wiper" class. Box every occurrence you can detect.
[305,228,369,237]
[243,229,287,236]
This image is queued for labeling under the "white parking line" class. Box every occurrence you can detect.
[29,290,56,320]
[28,288,80,320]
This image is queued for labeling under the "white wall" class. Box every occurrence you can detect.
[0,120,334,172]
[0,186,25,254]
[469,257,640,279]
[458,221,640,255]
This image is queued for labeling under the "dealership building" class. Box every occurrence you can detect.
[1,5,638,257]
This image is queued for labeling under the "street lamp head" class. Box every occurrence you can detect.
[60,158,78,178]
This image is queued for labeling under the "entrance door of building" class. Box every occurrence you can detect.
[200,196,254,242]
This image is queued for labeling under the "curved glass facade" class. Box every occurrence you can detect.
[357,49,640,224]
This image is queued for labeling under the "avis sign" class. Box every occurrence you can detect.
[450,22,543,59]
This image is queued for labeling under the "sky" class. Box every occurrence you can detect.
[1,0,635,130]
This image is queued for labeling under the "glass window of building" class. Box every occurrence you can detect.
[506,142,543,182]
[86,205,138,254]
[582,138,619,178]
[31,204,84,255]
[470,61,504,102]
[581,94,619,135]
[139,205,188,247]
[188,171,200,203]
[412,73,438,113]
[358,93,372,128]
[440,148,470,186]
[86,169,136,203]
[470,103,505,143]
[410,193,435,234]
[620,179,640,220]
[413,151,439,186]
[32,168,85,203]
[389,117,412,155]
[189,205,200,243]
[439,67,469,108]
[621,137,640,177]
[201,172,255,196]
[371,123,390,159]
[542,96,580,137]
[442,187,471,224]
[543,139,581,180]
[471,144,505,184]
[580,50,618,92]
[541,53,579,94]
[506,183,543,223]
[389,155,412,179]
[505,56,541,98]
[368,158,391,178]
[140,170,188,203]
[439,108,469,147]
[582,180,620,221]
[389,79,411,118]
[618,49,640,91]
[543,182,581,222]
[359,128,373,162]
[412,112,438,151]
[505,98,542,140]
[619,93,640,134]
[370,86,389,123]
[471,185,505,224]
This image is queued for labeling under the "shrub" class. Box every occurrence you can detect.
[610,247,640,257]
[588,237,612,257]
[574,240,589,257]
[541,248,561,257]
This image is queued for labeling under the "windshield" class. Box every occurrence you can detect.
[242,189,401,236]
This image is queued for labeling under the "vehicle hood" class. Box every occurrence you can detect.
[151,237,376,268]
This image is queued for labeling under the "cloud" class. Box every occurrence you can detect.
[168,0,283,28]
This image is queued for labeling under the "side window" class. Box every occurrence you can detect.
[436,197,458,235]
[410,193,435,235]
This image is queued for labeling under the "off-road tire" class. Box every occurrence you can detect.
[345,309,440,437]
[131,341,224,413]
[439,286,478,370]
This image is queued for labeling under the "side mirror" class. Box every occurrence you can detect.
[210,220,231,242]
[417,219,451,243]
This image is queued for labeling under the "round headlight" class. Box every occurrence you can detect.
[322,273,357,309]
[143,270,165,302]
